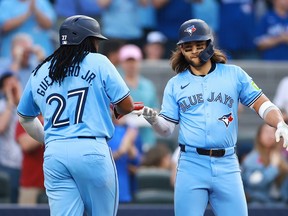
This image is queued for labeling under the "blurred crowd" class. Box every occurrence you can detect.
[0,0,288,206]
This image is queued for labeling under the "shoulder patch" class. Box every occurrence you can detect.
[251,81,260,91]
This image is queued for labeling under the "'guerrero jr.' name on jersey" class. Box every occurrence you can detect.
[36,66,96,97]
[179,91,234,112]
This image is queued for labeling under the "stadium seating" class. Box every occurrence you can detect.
[0,171,10,203]
[133,168,174,204]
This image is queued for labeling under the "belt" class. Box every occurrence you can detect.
[77,136,97,139]
[179,144,234,157]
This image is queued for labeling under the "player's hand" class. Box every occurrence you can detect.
[133,102,144,111]
[275,121,288,150]
[111,102,144,120]
[142,106,158,125]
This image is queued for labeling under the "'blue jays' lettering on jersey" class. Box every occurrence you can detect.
[159,63,262,148]
[17,53,130,143]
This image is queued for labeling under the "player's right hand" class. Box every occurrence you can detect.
[133,102,144,111]
[111,102,144,120]
[275,121,288,151]
[142,106,158,125]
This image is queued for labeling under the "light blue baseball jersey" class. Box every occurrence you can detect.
[17,53,130,144]
[159,63,262,149]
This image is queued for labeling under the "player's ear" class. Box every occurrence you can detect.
[179,45,185,55]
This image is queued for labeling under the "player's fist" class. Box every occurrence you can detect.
[275,121,288,151]
[111,102,145,120]
[142,106,158,125]
[133,102,144,111]
[130,102,145,116]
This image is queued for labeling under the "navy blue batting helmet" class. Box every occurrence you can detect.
[59,15,107,46]
[177,19,213,45]
[177,19,214,62]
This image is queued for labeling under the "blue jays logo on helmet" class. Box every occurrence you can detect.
[184,25,196,36]
[218,113,234,127]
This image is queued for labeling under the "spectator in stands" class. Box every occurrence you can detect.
[217,0,257,59]
[140,142,172,170]
[99,39,124,69]
[0,0,56,58]
[151,0,192,59]
[8,33,45,89]
[54,0,103,31]
[119,44,160,152]
[143,31,167,61]
[254,0,288,61]
[254,0,273,22]
[0,71,22,203]
[138,0,157,40]
[108,115,142,203]
[15,115,45,205]
[241,123,288,204]
[274,76,288,116]
[98,0,144,46]
[190,0,220,43]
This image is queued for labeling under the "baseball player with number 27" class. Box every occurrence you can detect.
[141,19,288,216]
[17,15,143,216]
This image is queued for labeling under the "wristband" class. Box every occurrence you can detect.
[258,101,279,119]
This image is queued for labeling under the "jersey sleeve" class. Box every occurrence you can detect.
[238,69,263,107]
[100,57,130,104]
[17,77,41,118]
[159,79,179,124]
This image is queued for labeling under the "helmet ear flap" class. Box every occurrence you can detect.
[199,40,214,63]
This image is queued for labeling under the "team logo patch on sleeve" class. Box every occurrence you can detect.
[251,81,260,91]
[218,113,233,127]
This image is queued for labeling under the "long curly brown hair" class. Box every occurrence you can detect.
[170,46,227,74]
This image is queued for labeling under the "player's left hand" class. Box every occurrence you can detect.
[275,121,288,150]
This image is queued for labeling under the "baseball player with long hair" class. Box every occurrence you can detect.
[17,15,143,216]
[142,19,288,216]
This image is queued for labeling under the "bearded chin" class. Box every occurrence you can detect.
[185,57,205,68]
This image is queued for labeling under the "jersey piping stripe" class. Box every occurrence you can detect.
[159,113,179,124]
[109,149,119,216]
[247,91,263,107]
[112,91,130,104]
[17,111,37,119]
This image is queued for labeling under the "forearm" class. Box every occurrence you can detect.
[263,108,284,128]
[150,116,175,137]
[2,13,29,32]
[253,98,288,148]
[18,116,44,144]
[34,9,53,29]
[17,134,42,152]
[142,106,175,136]
[257,36,285,50]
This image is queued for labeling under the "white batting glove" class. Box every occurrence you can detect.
[142,106,158,125]
[275,121,288,150]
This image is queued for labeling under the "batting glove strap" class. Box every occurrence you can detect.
[275,121,288,150]
[142,106,158,125]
